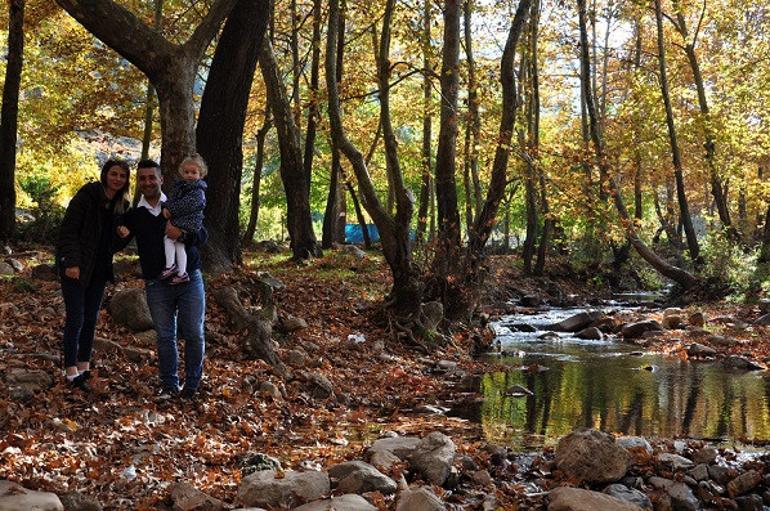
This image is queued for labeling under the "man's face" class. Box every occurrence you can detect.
[137,167,163,199]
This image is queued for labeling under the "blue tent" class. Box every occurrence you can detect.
[345,223,380,243]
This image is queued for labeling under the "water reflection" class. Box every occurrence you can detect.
[464,309,770,449]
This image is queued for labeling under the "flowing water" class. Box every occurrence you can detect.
[452,306,770,450]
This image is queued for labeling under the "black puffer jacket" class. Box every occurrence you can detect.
[56,182,127,286]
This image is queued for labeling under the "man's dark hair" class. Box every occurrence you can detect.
[138,159,160,170]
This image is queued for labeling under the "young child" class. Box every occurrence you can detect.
[159,154,208,284]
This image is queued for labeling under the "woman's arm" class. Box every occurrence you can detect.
[57,188,89,268]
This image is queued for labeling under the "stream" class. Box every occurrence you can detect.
[452,304,770,450]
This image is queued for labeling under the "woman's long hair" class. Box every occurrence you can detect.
[100,159,131,214]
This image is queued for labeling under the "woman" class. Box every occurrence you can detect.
[56,159,130,390]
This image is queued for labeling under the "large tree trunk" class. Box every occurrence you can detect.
[0,0,24,241]
[416,0,433,244]
[326,0,421,314]
[243,107,272,245]
[303,0,321,194]
[260,40,321,260]
[654,0,700,262]
[197,0,269,272]
[578,0,697,289]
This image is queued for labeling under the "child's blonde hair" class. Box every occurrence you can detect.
[179,153,208,178]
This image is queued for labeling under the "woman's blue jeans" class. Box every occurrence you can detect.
[61,276,107,368]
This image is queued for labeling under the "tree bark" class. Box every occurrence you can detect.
[243,105,272,245]
[416,0,433,244]
[578,0,697,289]
[654,0,700,262]
[463,0,482,227]
[0,0,24,241]
[303,0,322,195]
[260,39,321,260]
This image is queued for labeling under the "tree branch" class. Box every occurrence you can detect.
[185,0,240,58]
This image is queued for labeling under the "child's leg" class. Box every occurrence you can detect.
[175,240,187,275]
[164,235,176,268]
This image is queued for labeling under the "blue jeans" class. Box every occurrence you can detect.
[61,276,107,368]
[145,269,205,391]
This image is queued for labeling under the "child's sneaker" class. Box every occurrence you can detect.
[170,272,189,285]
[159,265,177,280]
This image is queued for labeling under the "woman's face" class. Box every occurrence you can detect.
[105,165,128,195]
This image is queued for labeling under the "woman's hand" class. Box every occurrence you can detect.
[65,266,80,280]
[117,226,130,238]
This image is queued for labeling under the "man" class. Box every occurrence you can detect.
[117,160,207,399]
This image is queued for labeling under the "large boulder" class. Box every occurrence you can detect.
[621,321,663,339]
[408,432,456,486]
[550,311,605,333]
[236,470,329,509]
[292,494,377,511]
[109,288,154,332]
[367,436,421,462]
[395,488,445,511]
[0,480,63,511]
[548,487,644,511]
[328,461,397,494]
[169,482,225,511]
[6,369,54,401]
[554,429,630,484]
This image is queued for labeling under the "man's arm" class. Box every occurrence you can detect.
[112,209,135,253]
[165,223,207,246]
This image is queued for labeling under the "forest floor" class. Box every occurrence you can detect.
[0,245,767,510]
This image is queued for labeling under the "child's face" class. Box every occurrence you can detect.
[179,162,201,182]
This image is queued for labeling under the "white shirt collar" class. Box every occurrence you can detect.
[137,192,168,217]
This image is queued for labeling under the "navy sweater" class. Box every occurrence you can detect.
[118,206,207,280]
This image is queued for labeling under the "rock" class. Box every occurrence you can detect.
[662,315,684,330]
[471,469,493,486]
[735,494,763,511]
[304,372,334,399]
[343,245,367,259]
[292,494,377,511]
[554,428,630,484]
[591,317,619,333]
[6,259,23,272]
[283,315,308,332]
[236,470,330,509]
[657,453,694,470]
[687,327,710,337]
[648,477,698,511]
[369,449,401,471]
[58,492,102,511]
[109,288,154,332]
[408,432,456,486]
[6,369,54,401]
[169,482,225,511]
[538,331,561,341]
[688,312,705,327]
[368,436,421,461]
[617,436,653,455]
[692,447,718,465]
[621,321,663,339]
[521,295,542,307]
[0,262,14,275]
[576,327,604,340]
[603,484,652,509]
[420,301,444,332]
[550,311,605,332]
[285,349,309,368]
[395,488,445,511]
[259,381,282,400]
[687,343,717,357]
[707,335,738,347]
[727,470,761,497]
[548,487,644,511]
[328,461,397,494]
[255,240,283,253]
[754,314,770,326]
[31,263,58,281]
[0,480,63,511]
[709,465,736,484]
[759,300,770,314]
[238,453,282,476]
[688,464,710,481]
[723,356,765,371]
[256,271,285,291]
[435,360,458,373]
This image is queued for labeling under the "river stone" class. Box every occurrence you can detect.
[692,446,718,465]
[236,470,329,509]
[368,436,421,461]
[328,461,397,494]
[621,321,663,339]
[256,271,285,291]
[0,262,14,275]
[343,245,367,259]
[707,335,738,347]
[617,436,653,455]
[408,432,456,486]
[395,488,445,511]
[0,480,63,511]
[657,453,694,470]
[727,470,762,497]
[549,487,644,511]
[369,449,401,471]
[688,464,710,481]
[687,343,717,357]
[709,465,737,484]
[688,312,705,327]
[662,315,685,330]
[283,315,308,332]
[555,428,630,484]
[648,477,698,511]
[238,453,282,476]
[723,356,765,371]
[109,288,154,332]
[58,491,102,511]
[303,372,334,399]
[521,295,542,307]
[538,331,561,341]
[6,369,54,401]
[169,482,225,511]
[576,327,604,340]
[603,484,652,509]
[292,494,377,511]
[550,311,605,333]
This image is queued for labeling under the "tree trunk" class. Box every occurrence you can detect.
[463,0,482,225]
[578,0,698,289]
[197,0,269,271]
[654,0,700,262]
[243,105,272,245]
[416,0,433,244]
[346,178,371,249]
[326,0,421,314]
[0,0,24,241]
[759,205,770,264]
[260,39,321,260]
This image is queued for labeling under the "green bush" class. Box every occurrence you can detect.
[17,173,65,243]
[700,230,757,298]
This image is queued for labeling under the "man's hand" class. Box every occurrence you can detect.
[162,208,171,219]
[117,226,130,238]
[65,266,80,280]
[165,222,183,240]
